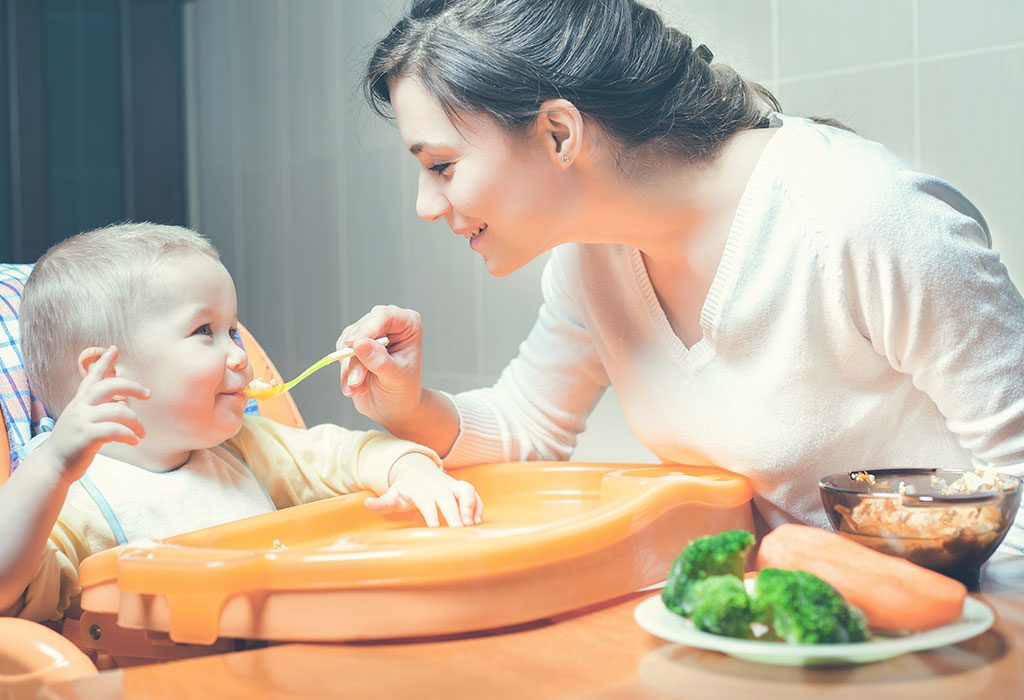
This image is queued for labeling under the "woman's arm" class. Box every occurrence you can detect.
[340,249,610,465]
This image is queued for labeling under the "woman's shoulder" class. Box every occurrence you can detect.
[774,115,989,251]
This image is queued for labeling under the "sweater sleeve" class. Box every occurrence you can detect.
[444,249,611,467]
[226,415,442,507]
[837,173,1024,554]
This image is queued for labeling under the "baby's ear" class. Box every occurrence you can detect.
[77,346,110,378]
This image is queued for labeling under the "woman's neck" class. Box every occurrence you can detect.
[576,127,779,266]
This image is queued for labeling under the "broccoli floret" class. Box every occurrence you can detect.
[662,529,755,616]
[689,575,755,638]
[752,568,870,644]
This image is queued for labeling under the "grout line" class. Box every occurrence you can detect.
[183,1,200,230]
[780,41,1024,85]
[230,0,245,307]
[771,0,780,90]
[911,0,921,169]
[278,2,297,374]
[475,257,485,376]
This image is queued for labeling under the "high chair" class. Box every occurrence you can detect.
[0,263,305,688]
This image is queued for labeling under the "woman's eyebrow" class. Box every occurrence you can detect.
[409,141,451,155]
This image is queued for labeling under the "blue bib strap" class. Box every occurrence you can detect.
[79,473,128,546]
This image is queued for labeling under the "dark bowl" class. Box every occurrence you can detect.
[819,468,1021,585]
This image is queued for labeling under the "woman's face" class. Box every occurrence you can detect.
[390,76,578,276]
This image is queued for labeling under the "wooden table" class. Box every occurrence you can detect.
[44,555,1023,700]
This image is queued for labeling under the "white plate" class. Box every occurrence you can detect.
[633,588,994,666]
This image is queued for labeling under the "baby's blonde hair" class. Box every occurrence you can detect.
[22,222,220,414]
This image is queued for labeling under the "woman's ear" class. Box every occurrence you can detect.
[78,346,110,378]
[535,98,584,168]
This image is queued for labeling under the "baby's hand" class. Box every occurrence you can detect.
[364,453,483,527]
[41,346,150,484]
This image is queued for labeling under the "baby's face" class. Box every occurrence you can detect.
[117,253,253,455]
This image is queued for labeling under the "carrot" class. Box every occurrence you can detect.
[756,524,967,633]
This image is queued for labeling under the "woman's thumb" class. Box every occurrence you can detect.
[353,338,397,379]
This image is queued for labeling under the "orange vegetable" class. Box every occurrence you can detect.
[756,524,967,633]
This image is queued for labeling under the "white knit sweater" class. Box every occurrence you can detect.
[445,114,1024,555]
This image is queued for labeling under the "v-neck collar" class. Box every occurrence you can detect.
[630,114,788,372]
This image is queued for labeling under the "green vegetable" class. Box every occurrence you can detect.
[689,575,755,638]
[752,568,870,644]
[661,529,755,616]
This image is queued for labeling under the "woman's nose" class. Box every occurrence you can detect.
[416,178,449,222]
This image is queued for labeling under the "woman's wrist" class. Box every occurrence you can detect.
[384,389,460,458]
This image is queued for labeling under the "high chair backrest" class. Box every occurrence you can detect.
[0,264,304,486]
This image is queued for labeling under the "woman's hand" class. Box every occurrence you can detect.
[336,305,426,429]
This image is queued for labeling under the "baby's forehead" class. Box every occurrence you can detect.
[138,255,237,323]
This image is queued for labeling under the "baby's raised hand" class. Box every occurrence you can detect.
[40,346,150,484]
[364,453,483,527]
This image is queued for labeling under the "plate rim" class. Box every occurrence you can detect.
[633,593,994,661]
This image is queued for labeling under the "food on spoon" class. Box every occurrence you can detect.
[661,529,755,616]
[752,568,869,644]
[756,524,967,633]
[244,377,280,400]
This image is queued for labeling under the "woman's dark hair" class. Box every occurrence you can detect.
[364,0,784,165]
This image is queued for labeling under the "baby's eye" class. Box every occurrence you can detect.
[429,162,452,176]
[193,323,213,337]
[229,327,240,340]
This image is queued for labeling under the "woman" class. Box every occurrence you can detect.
[337,0,1024,549]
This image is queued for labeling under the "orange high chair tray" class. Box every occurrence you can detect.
[78,462,752,646]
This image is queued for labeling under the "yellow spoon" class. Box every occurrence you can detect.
[244,337,389,400]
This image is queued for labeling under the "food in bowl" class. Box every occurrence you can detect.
[819,467,1021,579]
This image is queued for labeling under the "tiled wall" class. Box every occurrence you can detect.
[185,0,1023,462]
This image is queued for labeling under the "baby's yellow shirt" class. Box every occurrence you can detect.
[16,415,441,622]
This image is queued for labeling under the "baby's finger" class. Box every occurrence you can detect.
[473,492,484,524]
[434,490,464,529]
[90,403,146,440]
[77,346,118,392]
[454,482,479,526]
[85,378,150,405]
[364,489,411,513]
[91,423,143,446]
[409,494,440,528]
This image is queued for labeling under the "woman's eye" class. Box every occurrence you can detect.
[193,323,213,337]
[429,162,451,175]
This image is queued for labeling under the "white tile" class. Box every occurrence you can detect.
[777,0,913,78]
[647,0,774,84]
[342,149,410,321]
[287,158,344,411]
[235,0,285,166]
[572,391,657,464]
[237,165,291,366]
[478,252,548,378]
[779,65,916,165]
[284,1,338,162]
[919,48,1024,287]
[918,0,1024,57]
[406,210,479,376]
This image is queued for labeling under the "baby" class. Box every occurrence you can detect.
[0,223,482,622]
